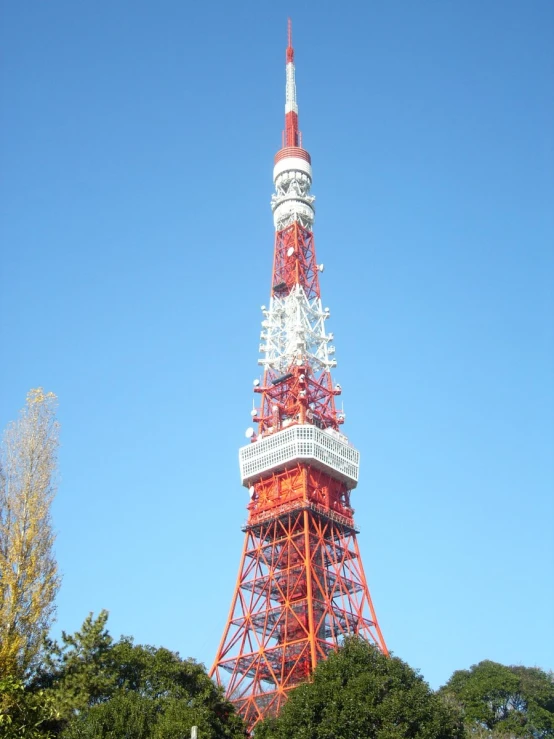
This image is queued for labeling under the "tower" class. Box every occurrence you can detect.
[211,21,387,729]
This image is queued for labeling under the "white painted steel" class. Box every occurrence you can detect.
[239,424,360,488]
[272,200,314,231]
[272,162,315,231]
[285,62,298,115]
[273,156,312,181]
[258,284,336,374]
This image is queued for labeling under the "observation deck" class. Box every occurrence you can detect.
[239,424,360,489]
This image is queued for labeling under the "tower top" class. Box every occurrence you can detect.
[281,18,305,153]
[286,17,294,63]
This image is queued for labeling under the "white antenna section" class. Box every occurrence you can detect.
[258,284,337,374]
[285,58,298,115]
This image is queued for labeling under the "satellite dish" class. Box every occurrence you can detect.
[249,486,255,498]
[287,246,295,257]
[250,409,257,417]
[318,264,325,272]
[245,427,255,438]
[253,379,260,387]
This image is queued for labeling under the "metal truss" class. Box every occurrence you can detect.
[211,504,387,728]
[253,363,341,439]
[272,221,319,301]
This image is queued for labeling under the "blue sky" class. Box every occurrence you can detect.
[1,1,552,689]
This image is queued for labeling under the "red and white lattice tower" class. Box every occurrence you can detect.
[211,21,387,729]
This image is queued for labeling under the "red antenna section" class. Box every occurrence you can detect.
[210,21,388,731]
[286,17,294,63]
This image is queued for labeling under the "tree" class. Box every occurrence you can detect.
[439,661,554,739]
[0,388,61,678]
[38,610,115,720]
[102,639,245,739]
[37,611,245,739]
[60,691,156,739]
[255,637,464,739]
[0,675,59,738]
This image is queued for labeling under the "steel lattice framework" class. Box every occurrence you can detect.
[211,21,387,730]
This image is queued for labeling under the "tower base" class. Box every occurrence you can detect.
[211,503,387,728]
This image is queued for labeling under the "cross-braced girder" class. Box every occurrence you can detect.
[211,509,387,727]
[254,366,341,436]
[272,222,319,300]
[258,286,336,376]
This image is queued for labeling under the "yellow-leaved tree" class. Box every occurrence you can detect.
[0,388,60,678]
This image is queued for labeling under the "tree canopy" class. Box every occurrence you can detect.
[35,611,245,739]
[255,637,464,739]
[439,660,554,739]
[0,675,59,739]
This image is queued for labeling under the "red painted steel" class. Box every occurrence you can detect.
[286,18,294,63]
[273,146,311,165]
[271,221,319,300]
[285,111,299,147]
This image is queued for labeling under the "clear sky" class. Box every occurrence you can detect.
[1,1,553,689]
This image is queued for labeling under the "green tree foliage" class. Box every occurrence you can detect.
[37,611,244,739]
[0,676,58,738]
[255,637,464,739]
[38,610,115,718]
[439,661,554,739]
[60,691,157,739]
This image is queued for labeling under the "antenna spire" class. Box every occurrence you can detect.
[284,18,299,147]
[286,17,294,63]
